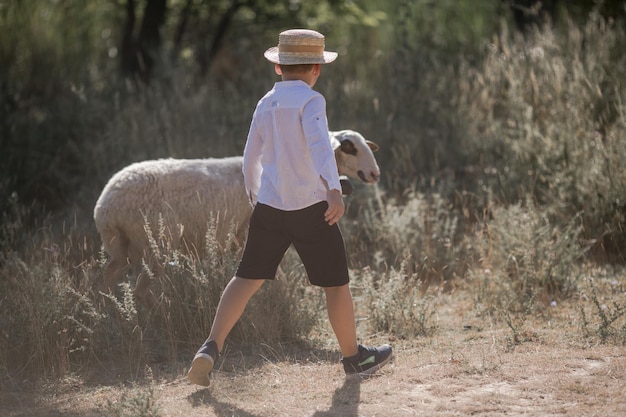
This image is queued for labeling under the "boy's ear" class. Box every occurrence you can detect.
[275,64,282,75]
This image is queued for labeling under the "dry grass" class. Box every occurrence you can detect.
[1,267,625,417]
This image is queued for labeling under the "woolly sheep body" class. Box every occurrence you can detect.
[95,156,249,259]
[94,130,380,307]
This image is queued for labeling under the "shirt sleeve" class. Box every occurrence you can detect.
[242,108,263,206]
[302,95,341,192]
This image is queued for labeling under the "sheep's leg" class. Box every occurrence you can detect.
[134,269,157,310]
[100,257,129,294]
[130,241,159,310]
[98,232,130,295]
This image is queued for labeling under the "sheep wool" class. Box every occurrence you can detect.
[94,130,380,307]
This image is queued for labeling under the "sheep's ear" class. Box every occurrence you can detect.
[366,140,379,152]
[340,139,357,156]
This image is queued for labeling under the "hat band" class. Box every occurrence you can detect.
[278,44,325,55]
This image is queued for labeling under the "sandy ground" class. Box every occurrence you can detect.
[2,318,625,417]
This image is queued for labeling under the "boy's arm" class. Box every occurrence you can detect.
[302,95,342,193]
[302,95,345,225]
[242,117,263,207]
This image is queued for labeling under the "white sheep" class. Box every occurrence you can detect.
[94,130,380,307]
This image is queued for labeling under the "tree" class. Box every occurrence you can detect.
[116,0,370,83]
[120,0,167,82]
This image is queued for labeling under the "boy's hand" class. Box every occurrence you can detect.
[325,189,345,225]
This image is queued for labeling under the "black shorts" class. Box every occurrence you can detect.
[236,202,349,287]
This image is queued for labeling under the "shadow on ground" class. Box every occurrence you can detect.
[188,389,262,417]
[312,377,361,417]
[186,377,361,417]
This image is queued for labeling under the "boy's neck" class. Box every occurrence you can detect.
[281,74,315,87]
[277,64,320,87]
[281,74,307,82]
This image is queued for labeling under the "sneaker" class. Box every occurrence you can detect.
[187,340,219,387]
[341,344,393,378]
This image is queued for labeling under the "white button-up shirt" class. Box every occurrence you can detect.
[242,80,341,211]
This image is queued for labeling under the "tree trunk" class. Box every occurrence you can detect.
[120,0,137,78]
[137,0,167,81]
[120,0,167,83]
[198,0,242,78]
[172,0,194,62]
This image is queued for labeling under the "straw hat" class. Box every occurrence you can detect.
[264,29,337,65]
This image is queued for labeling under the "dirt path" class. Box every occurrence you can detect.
[3,325,625,417]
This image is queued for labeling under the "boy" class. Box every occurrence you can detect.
[188,29,392,387]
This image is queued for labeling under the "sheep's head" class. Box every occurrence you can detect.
[331,130,381,184]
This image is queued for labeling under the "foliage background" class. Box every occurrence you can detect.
[1,0,625,382]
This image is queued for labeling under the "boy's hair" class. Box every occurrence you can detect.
[279,64,315,74]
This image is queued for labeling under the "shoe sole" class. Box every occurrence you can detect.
[347,352,394,380]
[187,353,215,387]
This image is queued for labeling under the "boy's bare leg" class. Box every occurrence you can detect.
[324,284,359,358]
[206,276,265,351]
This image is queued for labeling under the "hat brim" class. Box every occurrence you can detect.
[264,47,337,65]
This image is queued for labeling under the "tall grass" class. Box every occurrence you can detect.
[450,14,626,258]
[357,264,439,339]
[468,197,587,313]
[344,187,466,286]
[0,216,322,380]
[0,222,102,380]
[1,7,626,383]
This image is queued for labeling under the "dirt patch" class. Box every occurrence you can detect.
[3,320,625,417]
